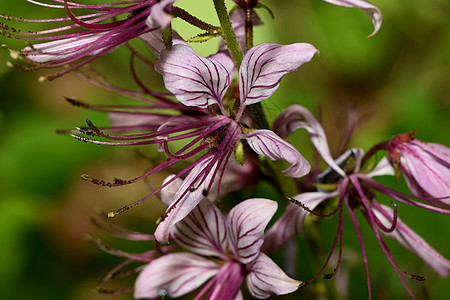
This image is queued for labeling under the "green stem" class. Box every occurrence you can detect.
[213,0,243,67]
[171,7,221,34]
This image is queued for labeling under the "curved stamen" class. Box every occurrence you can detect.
[85,234,154,262]
[350,176,417,299]
[110,153,214,217]
[373,202,398,233]
[357,174,450,215]
[163,137,209,160]
[300,199,344,287]
[288,196,340,218]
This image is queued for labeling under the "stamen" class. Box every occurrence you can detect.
[374,202,398,233]
[288,196,340,218]
[163,137,209,160]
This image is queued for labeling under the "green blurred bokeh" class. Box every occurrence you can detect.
[0,0,449,299]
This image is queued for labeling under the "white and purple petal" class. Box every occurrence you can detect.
[139,29,187,58]
[160,175,183,206]
[155,156,217,243]
[373,204,450,277]
[227,198,277,264]
[209,50,237,81]
[134,253,220,299]
[239,43,318,106]
[366,157,395,178]
[398,140,450,205]
[172,199,228,260]
[244,129,311,178]
[273,104,345,177]
[263,191,337,253]
[322,0,382,37]
[246,253,300,298]
[155,44,231,108]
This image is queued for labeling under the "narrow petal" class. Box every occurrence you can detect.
[139,29,187,58]
[155,156,217,243]
[373,204,450,277]
[227,198,277,264]
[155,44,231,108]
[273,104,345,177]
[322,0,382,37]
[246,253,300,298]
[134,253,220,299]
[263,191,337,252]
[366,157,396,178]
[172,199,228,259]
[399,141,450,206]
[160,175,183,206]
[239,43,318,106]
[22,32,109,63]
[244,129,310,178]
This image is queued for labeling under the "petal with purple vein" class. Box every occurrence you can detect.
[244,129,310,178]
[134,253,220,299]
[246,253,300,298]
[227,198,277,264]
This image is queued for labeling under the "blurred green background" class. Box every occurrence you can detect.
[0,0,449,299]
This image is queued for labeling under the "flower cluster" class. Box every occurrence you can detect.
[2,0,449,299]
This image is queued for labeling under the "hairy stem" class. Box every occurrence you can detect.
[171,6,221,34]
[213,0,243,67]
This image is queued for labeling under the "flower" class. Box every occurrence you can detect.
[1,0,166,80]
[265,105,450,299]
[71,42,317,244]
[134,185,300,299]
[386,132,450,208]
[321,0,382,37]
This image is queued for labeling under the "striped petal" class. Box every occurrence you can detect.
[273,104,345,177]
[155,44,231,108]
[373,204,450,277]
[246,253,300,298]
[244,129,310,178]
[227,198,277,264]
[322,0,382,37]
[172,199,228,260]
[134,253,220,299]
[399,140,450,206]
[239,43,318,106]
[155,156,217,243]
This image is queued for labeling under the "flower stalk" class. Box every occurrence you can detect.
[213,0,243,67]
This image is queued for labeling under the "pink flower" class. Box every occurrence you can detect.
[135,190,300,299]
[386,132,450,208]
[2,0,167,80]
[266,105,450,299]
[68,43,316,244]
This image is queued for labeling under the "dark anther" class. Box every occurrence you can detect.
[65,97,90,108]
[410,274,426,281]
[114,178,132,185]
[298,282,310,288]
